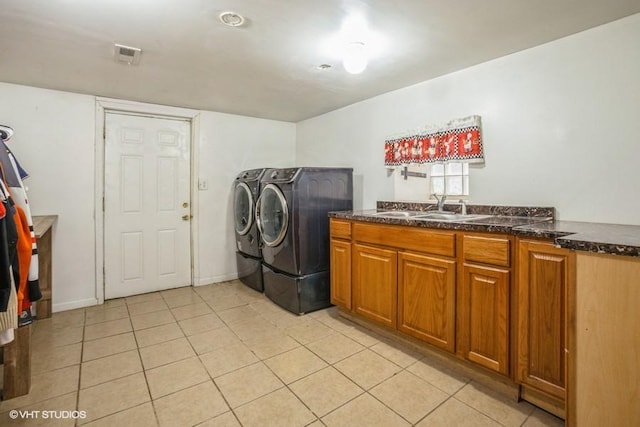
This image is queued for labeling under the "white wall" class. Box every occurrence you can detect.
[0,84,97,310]
[0,82,295,310]
[296,14,640,225]
[2,13,639,311]
[196,111,295,285]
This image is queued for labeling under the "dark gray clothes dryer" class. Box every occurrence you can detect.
[262,264,330,315]
[256,167,353,313]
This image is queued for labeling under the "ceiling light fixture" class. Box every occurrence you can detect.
[219,11,245,27]
[318,12,386,75]
[343,42,367,74]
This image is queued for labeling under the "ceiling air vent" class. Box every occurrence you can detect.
[114,44,142,65]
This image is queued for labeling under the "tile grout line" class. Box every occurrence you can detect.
[178,287,249,427]
[74,308,87,427]
[288,313,453,425]
[281,341,368,422]
[129,297,162,427]
[26,282,561,427]
[452,382,521,427]
[258,356,320,425]
[368,366,444,425]
[103,287,224,425]
[75,298,153,426]
[410,394,457,426]
[194,290,363,424]
[204,291,283,420]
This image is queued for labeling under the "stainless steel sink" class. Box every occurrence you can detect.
[371,211,417,218]
[414,212,490,222]
[370,210,491,222]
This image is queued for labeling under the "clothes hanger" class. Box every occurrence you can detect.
[0,124,14,142]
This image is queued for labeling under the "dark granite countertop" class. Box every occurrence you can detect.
[329,209,552,234]
[330,202,640,257]
[514,221,640,257]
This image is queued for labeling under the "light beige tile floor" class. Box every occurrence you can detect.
[0,280,565,426]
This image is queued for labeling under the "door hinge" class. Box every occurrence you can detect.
[102,196,105,212]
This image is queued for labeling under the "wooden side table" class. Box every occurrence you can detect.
[1,216,57,401]
[1,325,31,400]
[33,215,57,319]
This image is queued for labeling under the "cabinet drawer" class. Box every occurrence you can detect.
[353,222,455,258]
[330,219,352,239]
[463,235,510,267]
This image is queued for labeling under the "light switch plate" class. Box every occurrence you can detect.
[198,179,208,190]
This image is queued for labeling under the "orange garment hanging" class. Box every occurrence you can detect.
[13,205,32,312]
[0,146,40,316]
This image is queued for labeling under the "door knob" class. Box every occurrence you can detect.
[182,202,189,208]
[181,214,191,221]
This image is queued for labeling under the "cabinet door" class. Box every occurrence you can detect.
[398,251,456,352]
[330,239,352,310]
[352,243,397,329]
[461,263,510,376]
[517,240,573,400]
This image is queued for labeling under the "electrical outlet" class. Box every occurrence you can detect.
[198,179,208,190]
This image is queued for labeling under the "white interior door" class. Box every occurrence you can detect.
[104,112,191,299]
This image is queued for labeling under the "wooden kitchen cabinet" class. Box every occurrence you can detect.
[352,243,397,329]
[517,240,573,405]
[458,233,512,376]
[572,252,639,427]
[459,263,511,376]
[332,222,518,377]
[330,238,352,310]
[398,251,456,352]
[350,222,456,332]
[330,218,352,309]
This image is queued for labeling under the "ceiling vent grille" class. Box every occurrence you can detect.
[114,44,142,65]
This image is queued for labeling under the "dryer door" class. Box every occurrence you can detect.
[234,182,254,236]
[256,183,288,247]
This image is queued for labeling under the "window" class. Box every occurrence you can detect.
[429,162,469,197]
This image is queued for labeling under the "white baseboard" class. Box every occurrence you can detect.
[52,298,100,313]
[49,277,239,311]
[196,273,238,286]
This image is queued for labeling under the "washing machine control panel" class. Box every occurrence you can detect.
[236,168,266,181]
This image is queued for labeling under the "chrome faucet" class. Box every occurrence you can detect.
[459,199,468,215]
[433,194,447,212]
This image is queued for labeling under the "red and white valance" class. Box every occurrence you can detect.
[384,115,484,166]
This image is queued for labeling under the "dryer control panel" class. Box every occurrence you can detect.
[266,168,300,183]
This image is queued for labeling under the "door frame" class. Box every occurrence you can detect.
[94,97,201,304]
